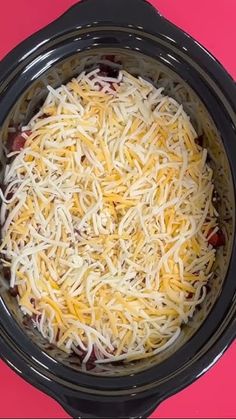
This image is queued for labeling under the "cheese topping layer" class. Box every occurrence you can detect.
[0,69,218,363]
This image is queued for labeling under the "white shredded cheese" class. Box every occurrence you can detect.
[0,69,218,363]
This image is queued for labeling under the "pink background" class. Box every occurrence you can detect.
[0,0,235,417]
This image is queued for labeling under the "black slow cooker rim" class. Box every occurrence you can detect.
[0,0,235,411]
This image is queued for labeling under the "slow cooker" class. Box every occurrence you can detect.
[0,0,235,417]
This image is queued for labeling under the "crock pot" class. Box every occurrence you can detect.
[0,0,235,417]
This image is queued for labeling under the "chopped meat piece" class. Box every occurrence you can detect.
[9,285,18,297]
[195,135,204,147]
[3,266,11,281]
[56,328,60,342]
[99,64,119,79]
[75,347,97,369]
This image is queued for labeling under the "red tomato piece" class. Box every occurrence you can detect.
[208,229,225,247]
[7,130,31,152]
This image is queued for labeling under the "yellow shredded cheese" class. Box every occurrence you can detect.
[0,69,218,364]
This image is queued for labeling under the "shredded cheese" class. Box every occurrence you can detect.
[0,69,218,363]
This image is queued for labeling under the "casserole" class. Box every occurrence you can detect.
[0,0,235,417]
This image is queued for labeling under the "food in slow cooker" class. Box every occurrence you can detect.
[0,68,224,364]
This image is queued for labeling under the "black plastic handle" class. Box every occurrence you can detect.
[58,0,162,32]
[60,392,161,419]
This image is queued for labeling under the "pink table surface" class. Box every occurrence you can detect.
[0,1,236,418]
